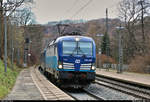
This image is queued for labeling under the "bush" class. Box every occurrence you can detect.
[96,54,116,68]
[128,54,150,73]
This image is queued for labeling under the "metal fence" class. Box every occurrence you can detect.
[101,64,128,70]
[99,64,150,74]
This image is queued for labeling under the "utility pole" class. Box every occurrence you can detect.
[118,27,122,73]
[116,25,124,73]
[24,24,30,68]
[138,0,145,53]
[4,10,7,72]
[28,38,31,66]
[139,0,145,41]
[57,24,61,36]
[24,37,29,67]
[17,48,20,66]
[11,20,14,69]
[0,1,2,58]
[106,8,108,37]
[96,33,104,69]
[105,8,110,70]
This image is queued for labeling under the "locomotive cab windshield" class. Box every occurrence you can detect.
[63,41,93,56]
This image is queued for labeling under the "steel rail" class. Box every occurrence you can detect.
[64,89,104,100]
[96,76,150,100]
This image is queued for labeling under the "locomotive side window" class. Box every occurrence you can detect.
[47,46,50,56]
[50,46,53,56]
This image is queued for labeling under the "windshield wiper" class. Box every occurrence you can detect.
[78,47,86,58]
[70,46,78,56]
[70,46,87,58]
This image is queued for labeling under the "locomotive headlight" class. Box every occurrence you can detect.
[58,61,63,69]
[75,37,80,41]
[91,66,96,70]
[58,65,63,69]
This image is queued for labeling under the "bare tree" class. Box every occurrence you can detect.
[0,0,33,58]
[9,1,36,66]
[14,7,36,26]
[118,0,150,61]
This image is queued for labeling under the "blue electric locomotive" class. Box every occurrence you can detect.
[40,35,96,88]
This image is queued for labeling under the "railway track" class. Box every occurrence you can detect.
[63,88,105,100]
[38,67,144,100]
[96,75,150,100]
[38,67,104,100]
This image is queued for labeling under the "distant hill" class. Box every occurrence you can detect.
[41,17,123,50]
[46,19,87,26]
[43,18,122,40]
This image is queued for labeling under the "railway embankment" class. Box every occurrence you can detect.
[0,60,22,99]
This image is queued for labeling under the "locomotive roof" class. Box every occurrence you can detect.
[42,36,95,52]
[55,36,94,43]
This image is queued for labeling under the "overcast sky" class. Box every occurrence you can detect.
[32,0,122,24]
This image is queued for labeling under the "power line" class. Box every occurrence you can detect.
[70,0,93,19]
[64,0,80,14]
[56,0,93,36]
[59,0,80,23]
[107,1,120,17]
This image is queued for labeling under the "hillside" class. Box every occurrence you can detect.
[43,18,122,39]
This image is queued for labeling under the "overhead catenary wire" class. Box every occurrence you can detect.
[59,0,80,23]
[60,0,93,35]
[70,0,93,20]
[56,0,81,35]
[64,0,80,14]
[57,0,119,35]
[56,0,93,36]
